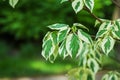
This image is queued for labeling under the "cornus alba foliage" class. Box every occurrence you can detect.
[8,0,120,80]
[41,0,120,80]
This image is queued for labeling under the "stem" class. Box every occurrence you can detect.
[112,0,120,8]
[84,7,103,23]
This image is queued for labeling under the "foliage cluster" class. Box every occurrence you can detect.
[41,0,120,80]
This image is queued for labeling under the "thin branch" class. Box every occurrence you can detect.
[112,0,120,8]
[68,0,102,23]
[84,7,103,23]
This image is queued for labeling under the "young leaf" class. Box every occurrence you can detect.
[9,0,19,8]
[47,23,69,30]
[57,28,70,43]
[59,40,68,59]
[84,0,94,12]
[72,0,84,13]
[66,33,83,58]
[101,36,115,55]
[78,29,92,44]
[61,0,68,3]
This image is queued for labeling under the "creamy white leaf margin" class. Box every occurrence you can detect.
[87,58,99,73]
[101,36,115,55]
[84,0,94,12]
[42,32,55,60]
[66,33,83,58]
[59,40,68,59]
[48,23,69,30]
[72,0,84,13]
[9,0,19,8]
[78,29,92,44]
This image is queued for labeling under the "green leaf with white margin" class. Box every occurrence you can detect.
[111,20,120,40]
[59,40,68,59]
[87,58,99,73]
[84,0,94,12]
[112,30,120,40]
[66,33,83,58]
[72,0,84,13]
[73,23,89,31]
[101,74,109,80]
[78,29,92,44]
[61,0,68,3]
[9,0,19,8]
[47,23,69,30]
[102,71,120,80]
[115,19,120,30]
[101,36,115,55]
[109,74,118,80]
[42,32,59,62]
[57,28,70,43]
[79,55,87,67]
[42,37,55,61]
[51,31,58,45]
[99,21,111,31]
[96,30,108,38]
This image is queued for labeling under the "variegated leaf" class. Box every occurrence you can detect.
[72,0,84,13]
[79,55,87,67]
[87,58,99,73]
[102,74,109,80]
[42,32,51,41]
[42,32,59,62]
[102,71,120,80]
[47,23,69,30]
[99,22,111,31]
[94,50,101,64]
[84,0,94,12]
[73,23,89,31]
[115,20,120,30]
[96,30,107,38]
[61,0,68,3]
[57,28,70,43]
[9,0,19,8]
[51,31,58,45]
[109,75,118,80]
[112,30,120,40]
[59,40,68,59]
[101,36,115,55]
[42,38,55,60]
[78,29,92,44]
[66,33,83,58]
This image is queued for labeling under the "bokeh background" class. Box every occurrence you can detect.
[0,0,119,79]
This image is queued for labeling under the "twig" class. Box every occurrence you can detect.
[68,0,102,23]
[84,6,103,23]
[112,0,120,8]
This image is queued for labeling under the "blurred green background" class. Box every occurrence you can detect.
[0,0,117,78]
